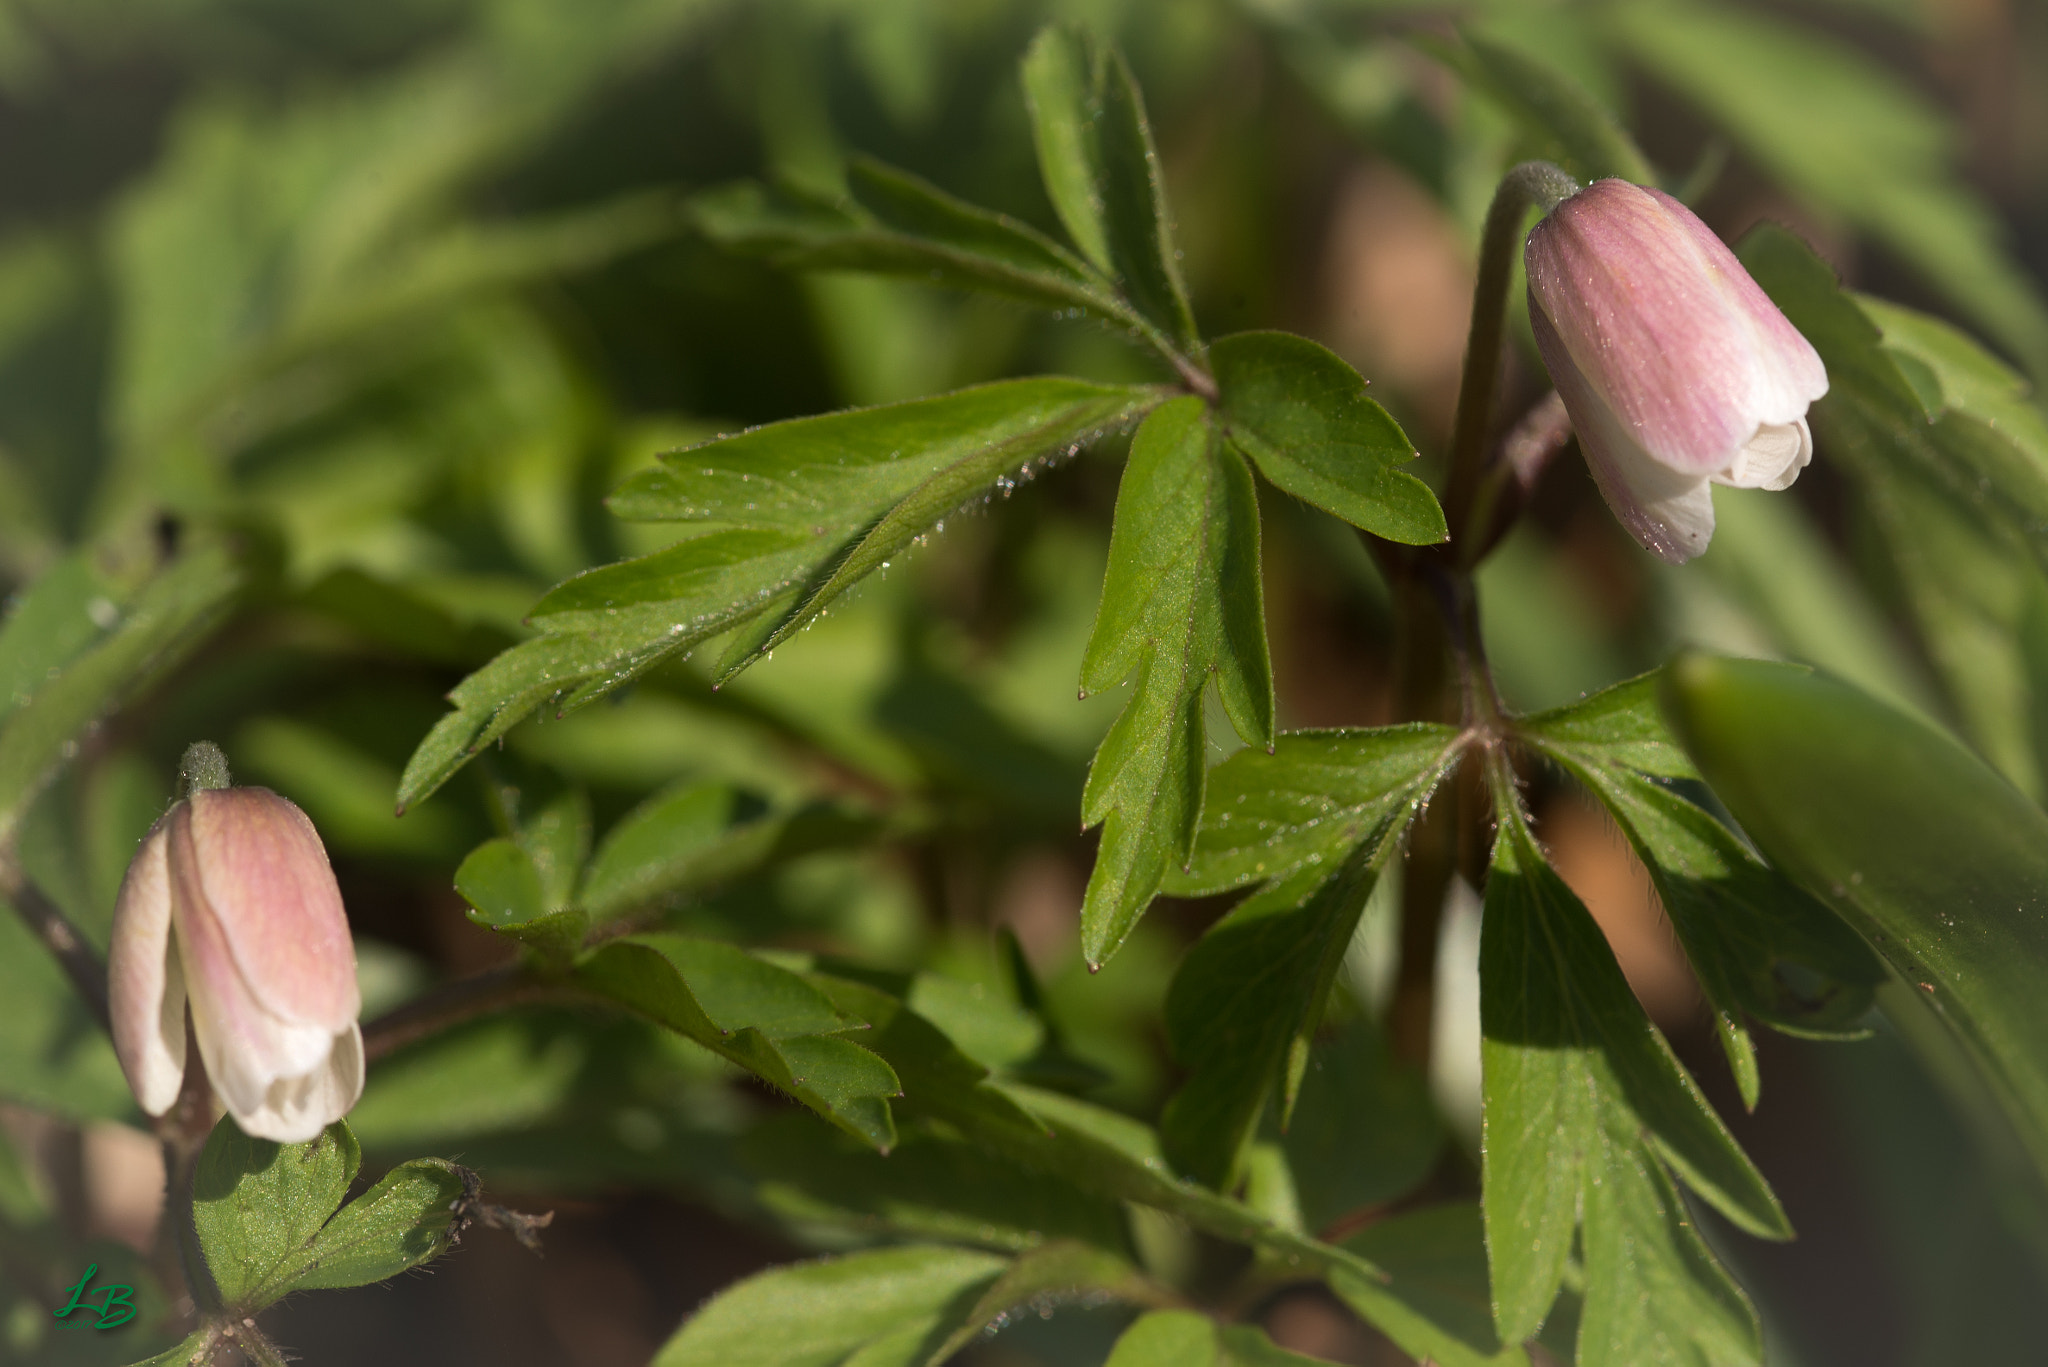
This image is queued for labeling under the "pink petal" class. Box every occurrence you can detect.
[107,820,186,1117]
[1525,180,1825,477]
[183,788,358,1030]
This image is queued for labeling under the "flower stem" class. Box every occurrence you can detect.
[1443,160,1581,567]
[0,853,110,1036]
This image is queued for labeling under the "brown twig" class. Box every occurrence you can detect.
[0,853,111,1036]
[361,964,579,1064]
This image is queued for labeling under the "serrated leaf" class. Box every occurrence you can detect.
[577,935,899,1149]
[1156,721,1457,1192]
[191,1118,360,1312]
[0,538,242,844]
[399,379,1160,810]
[1079,398,1272,964]
[1166,724,1461,896]
[1660,652,2048,1189]
[1521,674,1884,1098]
[1333,1205,1526,1367]
[1210,332,1445,545]
[1432,29,1654,183]
[692,160,1127,327]
[1019,25,1200,352]
[285,1158,467,1292]
[652,1245,1009,1367]
[1479,796,1774,1356]
[1106,1310,1219,1367]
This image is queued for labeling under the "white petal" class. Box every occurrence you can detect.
[219,1024,365,1144]
[107,822,187,1116]
[1714,418,1811,492]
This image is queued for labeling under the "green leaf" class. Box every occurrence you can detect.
[1608,0,2048,380]
[745,1118,1131,1256]
[922,1240,1156,1364]
[576,934,900,1149]
[1280,1014,1445,1236]
[1080,398,1273,964]
[1167,723,1461,896]
[1217,1324,1342,1366]
[808,971,1052,1142]
[1521,674,1885,1101]
[692,159,1128,328]
[1661,652,2048,1189]
[1742,226,2048,798]
[191,1118,360,1312]
[455,837,586,965]
[399,378,1160,811]
[1333,1205,1526,1367]
[1209,332,1445,545]
[1163,725,1466,1188]
[0,901,131,1119]
[0,538,243,844]
[286,1158,467,1292]
[579,782,878,924]
[1022,25,1113,275]
[651,1245,1009,1367]
[1019,24,1200,352]
[1160,726,1457,1187]
[1431,29,1654,183]
[1479,794,1771,1358]
[1106,1310,1219,1367]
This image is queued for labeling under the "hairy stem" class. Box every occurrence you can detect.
[1443,160,1581,567]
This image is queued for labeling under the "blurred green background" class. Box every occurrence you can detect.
[1,0,2045,1363]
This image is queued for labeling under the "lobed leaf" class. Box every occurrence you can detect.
[1020,24,1201,353]
[285,1158,467,1292]
[1521,673,1884,1105]
[1079,398,1273,964]
[191,1119,361,1312]
[1479,796,1773,1360]
[398,378,1161,810]
[1209,332,1445,546]
[692,160,1128,329]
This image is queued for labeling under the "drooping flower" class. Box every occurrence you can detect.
[109,783,362,1142]
[1524,178,1828,563]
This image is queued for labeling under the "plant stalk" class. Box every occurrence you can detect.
[1442,160,1581,567]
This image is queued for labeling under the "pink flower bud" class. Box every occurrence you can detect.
[1524,179,1828,563]
[108,786,362,1142]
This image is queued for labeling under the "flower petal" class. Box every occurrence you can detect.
[1534,299,1717,563]
[167,802,358,1141]
[107,820,186,1116]
[184,788,358,1031]
[1525,179,1825,477]
[1714,418,1811,492]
